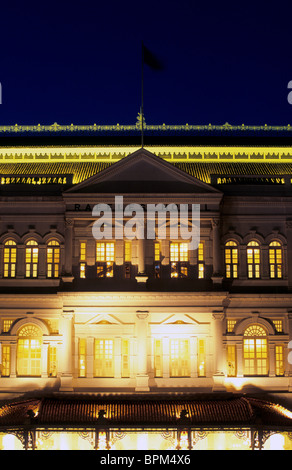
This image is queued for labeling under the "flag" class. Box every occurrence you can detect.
[142,44,164,71]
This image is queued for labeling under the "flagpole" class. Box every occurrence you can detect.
[141,41,144,148]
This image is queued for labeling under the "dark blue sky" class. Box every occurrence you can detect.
[0,1,292,126]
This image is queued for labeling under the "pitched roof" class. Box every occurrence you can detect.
[64,148,221,194]
[0,161,292,185]
[1,395,292,429]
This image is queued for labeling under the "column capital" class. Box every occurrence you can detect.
[136,311,149,320]
[212,312,225,321]
[65,218,74,227]
[211,217,220,228]
[61,310,74,320]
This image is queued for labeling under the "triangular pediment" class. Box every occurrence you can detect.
[160,313,200,325]
[85,314,123,325]
[65,148,221,194]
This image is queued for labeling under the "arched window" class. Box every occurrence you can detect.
[47,240,60,278]
[3,240,17,278]
[247,241,260,278]
[225,241,238,278]
[269,241,282,279]
[17,324,42,376]
[25,240,38,278]
[243,324,268,376]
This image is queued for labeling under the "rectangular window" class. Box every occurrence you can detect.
[124,242,131,279]
[269,244,282,279]
[198,242,204,279]
[170,339,190,377]
[80,242,87,279]
[25,246,38,278]
[78,338,86,377]
[80,242,87,262]
[48,345,57,377]
[80,262,86,279]
[272,320,283,333]
[47,242,60,278]
[154,338,163,377]
[225,242,238,279]
[243,338,268,376]
[247,244,260,279]
[275,345,284,376]
[17,338,42,376]
[227,320,237,333]
[121,339,130,378]
[94,339,114,377]
[2,319,13,333]
[198,338,206,377]
[154,242,161,278]
[96,243,115,278]
[1,345,10,377]
[170,242,189,278]
[4,244,16,278]
[227,345,237,377]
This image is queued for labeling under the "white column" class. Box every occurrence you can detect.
[288,313,292,391]
[10,342,17,378]
[63,218,74,282]
[59,311,74,391]
[38,245,47,279]
[162,337,169,378]
[137,239,145,274]
[135,312,149,391]
[212,312,226,391]
[41,342,49,378]
[86,336,94,379]
[211,218,223,284]
[16,245,25,278]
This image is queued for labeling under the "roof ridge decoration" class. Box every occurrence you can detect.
[0,121,292,134]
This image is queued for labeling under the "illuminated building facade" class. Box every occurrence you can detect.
[1,120,292,449]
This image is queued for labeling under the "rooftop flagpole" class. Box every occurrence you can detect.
[141,41,144,148]
[140,43,163,148]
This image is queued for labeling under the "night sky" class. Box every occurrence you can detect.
[0,1,292,127]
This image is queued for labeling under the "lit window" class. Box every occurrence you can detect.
[227,345,237,377]
[197,338,206,376]
[124,242,131,279]
[225,241,238,279]
[80,241,87,279]
[25,240,38,278]
[48,345,57,377]
[227,319,237,333]
[1,345,10,377]
[247,241,260,279]
[121,339,130,378]
[17,325,42,377]
[154,242,161,278]
[3,240,17,278]
[2,319,13,333]
[170,339,190,377]
[272,319,283,333]
[94,339,114,377]
[243,325,268,376]
[96,242,115,278]
[154,338,163,377]
[269,241,282,279]
[47,240,60,278]
[275,345,284,376]
[170,242,188,278]
[78,338,86,377]
[198,242,204,279]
